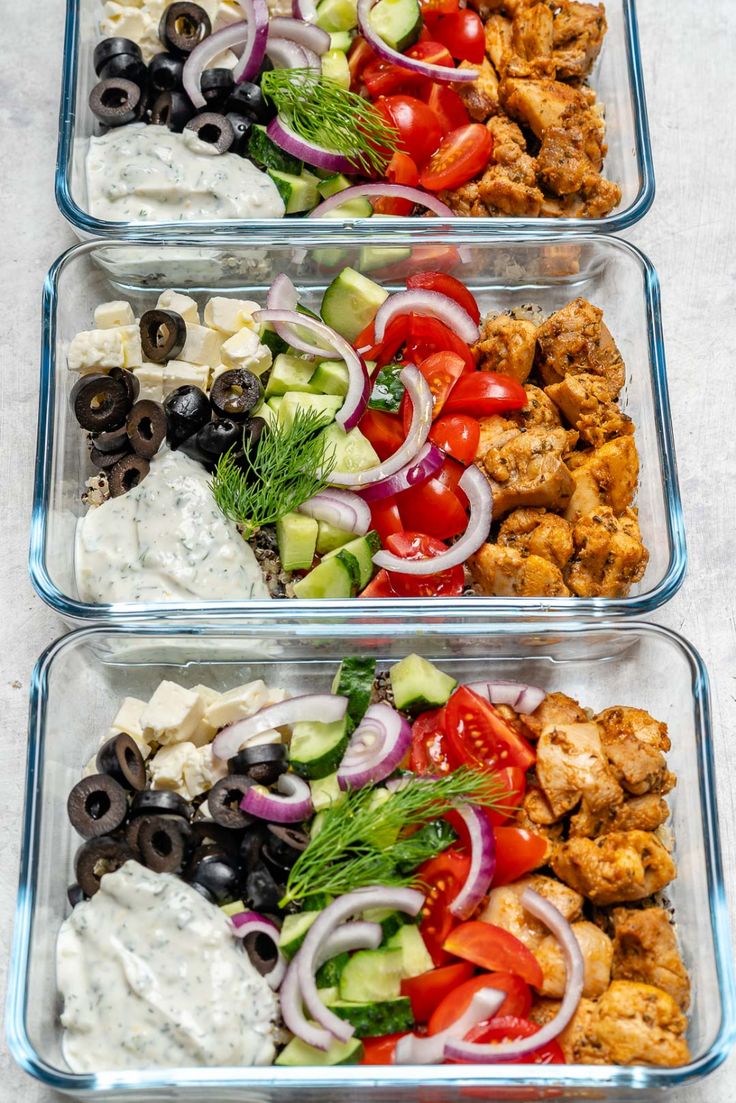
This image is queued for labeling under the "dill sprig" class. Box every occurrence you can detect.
[282,769,513,906]
[210,408,336,538]
[261,68,399,175]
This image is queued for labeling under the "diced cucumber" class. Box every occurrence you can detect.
[276,1034,363,1066]
[278,391,343,430]
[315,0,358,32]
[321,267,389,343]
[325,997,415,1037]
[260,326,290,359]
[313,246,350,268]
[359,243,412,274]
[325,531,381,591]
[386,924,434,978]
[292,555,354,598]
[317,197,374,220]
[310,359,349,396]
[390,654,458,713]
[321,47,351,88]
[290,716,350,779]
[276,512,318,572]
[309,771,345,811]
[265,353,321,397]
[302,892,334,911]
[279,912,317,959]
[369,0,422,51]
[364,908,414,941]
[248,125,303,175]
[339,948,404,1002]
[316,520,355,555]
[253,400,278,428]
[315,951,350,989]
[220,899,246,917]
[317,173,353,200]
[268,170,320,215]
[317,985,340,1004]
[329,30,353,50]
[331,656,376,730]
[267,396,283,414]
[323,423,380,473]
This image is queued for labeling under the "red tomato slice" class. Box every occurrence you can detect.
[384,531,465,596]
[411,350,467,421]
[375,95,444,168]
[348,35,377,89]
[420,0,459,13]
[375,151,420,215]
[429,414,481,464]
[397,478,468,540]
[409,706,457,774]
[462,1015,566,1064]
[445,687,536,772]
[492,827,548,886]
[483,766,527,826]
[401,962,475,1023]
[424,10,485,63]
[424,83,471,134]
[406,271,481,324]
[369,495,404,543]
[360,1032,408,1063]
[429,972,532,1034]
[435,454,469,508]
[417,849,471,965]
[363,42,452,99]
[420,123,493,191]
[406,315,477,371]
[441,372,527,416]
[358,408,404,460]
[359,568,396,597]
[443,922,544,988]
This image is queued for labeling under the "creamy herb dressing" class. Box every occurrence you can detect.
[75,448,269,603]
[57,862,277,1071]
[86,124,285,222]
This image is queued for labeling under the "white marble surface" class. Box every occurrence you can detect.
[1,0,735,1098]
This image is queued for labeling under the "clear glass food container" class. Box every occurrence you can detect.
[29,233,685,628]
[6,620,735,1100]
[56,0,654,238]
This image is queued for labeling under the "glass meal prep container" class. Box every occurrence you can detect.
[30,233,685,628]
[56,0,654,239]
[6,619,735,1100]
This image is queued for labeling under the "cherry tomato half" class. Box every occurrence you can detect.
[375,151,420,215]
[401,961,475,1023]
[360,1032,408,1063]
[358,408,404,460]
[460,1016,566,1064]
[413,350,467,419]
[441,372,527,417]
[348,35,377,90]
[409,706,456,774]
[385,531,465,596]
[417,848,471,965]
[429,972,532,1035]
[376,95,444,168]
[429,413,481,464]
[369,495,404,543]
[443,922,544,988]
[484,766,527,827]
[492,827,549,886]
[359,569,396,597]
[419,0,459,13]
[424,82,471,133]
[420,123,493,191]
[406,271,481,323]
[397,478,468,540]
[424,10,485,63]
[445,686,537,772]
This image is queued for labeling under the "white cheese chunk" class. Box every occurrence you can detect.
[149,741,199,793]
[163,360,211,395]
[204,680,287,730]
[118,324,143,369]
[141,681,205,746]
[94,300,135,328]
[182,743,228,798]
[104,696,152,758]
[204,297,260,336]
[133,362,165,401]
[67,329,124,374]
[181,322,222,367]
[219,327,273,377]
[190,684,222,745]
[157,290,200,323]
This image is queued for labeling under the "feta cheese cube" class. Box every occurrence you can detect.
[204,297,260,336]
[134,362,165,401]
[220,327,273,377]
[163,360,211,395]
[183,743,228,798]
[141,681,205,746]
[104,696,152,758]
[118,324,143,369]
[149,742,199,793]
[181,322,222,367]
[100,7,148,46]
[213,0,243,30]
[190,684,222,745]
[204,680,287,730]
[94,300,135,328]
[157,290,200,323]
[67,329,124,374]
[207,47,238,69]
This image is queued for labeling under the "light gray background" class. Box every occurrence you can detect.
[1,0,734,1099]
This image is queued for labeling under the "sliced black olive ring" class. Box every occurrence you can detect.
[210,369,262,420]
[108,454,150,497]
[67,773,129,839]
[89,78,146,127]
[164,384,212,449]
[75,836,137,897]
[150,90,195,132]
[96,732,147,790]
[243,930,281,977]
[130,788,192,821]
[110,366,141,407]
[228,742,286,786]
[207,775,254,830]
[201,68,235,109]
[160,2,212,56]
[91,425,130,455]
[239,823,267,871]
[99,54,149,88]
[245,862,283,913]
[139,308,186,363]
[93,37,142,76]
[127,400,167,459]
[89,444,130,470]
[137,814,191,874]
[189,854,240,904]
[71,373,131,433]
[185,112,235,155]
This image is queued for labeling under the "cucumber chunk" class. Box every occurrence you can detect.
[309,771,345,811]
[323,423,380,473]
[248,125,303,175]
[265,353,320,397]
[310,359,349,396]
[339,948,404,1002]
[316,520,355,554]
[359,243,412,274]
[321,267,389,343]
[279,912,317,959]
[276,1034,363,1066]
[290,716,350,779]
[321,47,351,88]
[315,0,358,31]
[276,512,318,572]
[315,950,350,989]
[326,997,415,1037]
[331,656,376,730]
[369,0,422,52]
[293,555,354,598]
[325,531,381,591]
[329,30,354,50]
[278,391,343,430]
[268,170,320,215]
[390,653,458,713]
[386,924,434,978]
[317,172,354,200]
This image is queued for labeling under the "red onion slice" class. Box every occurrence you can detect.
[269,16,330,54]
[267,115,358,174]
[337,703,412,790]
[292,0,318,21]
[329,364,434,487]
[373,464,492,574]
[449,805,496,919]
[394,986,506,1064]
[230,911,286,990]
[309,183,456,220]
[255,308,369,430]
[241,772,314,823]
[213,693,348,761]
[266,275,340,358]
[357,0,478,83]
[266,38,311,70]
[466,681,546,715]
[183,21,251,108]
[359,441,443,503]
[444,888,584,1063]
[234,0,271,82]
[297,489,372,535]
[374,290,479,345]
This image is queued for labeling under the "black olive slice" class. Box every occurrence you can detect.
[150,89,195,132]
[89,77,146,127]
[210,369,262,420]
[90,444,130,470]
[226,80,274,124]
[92,425,130,454]
[201,68,235,110]
[190,819,242,858]
[163,384,211,449]
[137,814,191,873]
[245,862,283,912]
[239,823,267,871]
[108,453,150,497]
[262,827,309,875]
[94,37,143,76]
[99,54,149,88]
[139,308,186,363]
[75,836,136,897]
[67,773,129,839]
[196,418,241,461]
[207,775,253,830]
[243,930,280,977]
[228,742,286,786]
[130,789,192,820]
[71,373,130,433]
[160,2,212,56]
[127,400,167,459]
[149,51,185,95]
[110,366,140,406]
[225,111,253,156]
[185,112,235,154]
[189,854,239,904]
[96,732,147,790]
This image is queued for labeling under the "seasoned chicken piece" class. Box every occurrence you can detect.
[500,77,603,150]
[551,830,676,905]
[516,385,565,431]
[510,2,555,76]
[498,508,574,572]
[566,507,649,597]
[535,299,626,397]
[611,908,691,1010]
[592,981,690,1066]
[469,544,570,596]
[595,706,674,796]
[438,180,488,217]
[476,414,521,457]
[545,373,633,447]
[480,427,575,516]
[476,114,544,217]
[524,691,588,740]
[569,793,670,837]
[564,438,639,521]
[536,721,623,817]
[536,920,612,999]
[474,313,538,382]
[516,791,565,841]
[485,13,515,74]
[576,172,622,217]
[455,58,499,121]
[552,1,607,81]
[482,875,584,950]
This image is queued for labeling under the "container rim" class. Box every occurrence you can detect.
[55,0,654,238]
[6,619,736,1093]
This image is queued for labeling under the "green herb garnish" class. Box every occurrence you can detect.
[369,363,405,412]
[210,408,336,537]
[281,769,511,906]
[261,69,399,175]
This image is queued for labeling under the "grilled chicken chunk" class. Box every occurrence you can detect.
[524,690,588,740]
[551,830,676,905]
[455,58,500,120]
[552,1,607,80]
[564,437,639,521]
[468,544,570,596]
[611,908,691,1011]
[595,706,674,796]
[481,875,584,949]
[569,793,670,837]
[535,298,626,397]
[567,507,649,597]
[536,720,623,817]
[479,426,575,516]
[536,920,612,999]
[559,981,690,1066]
[475,313,538,382]
[545,372,633,447]
[498,507,574,572]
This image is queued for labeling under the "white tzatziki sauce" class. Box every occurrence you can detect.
[57,862,278,1071]
[86,123,285,222]
[75,448,269,603]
